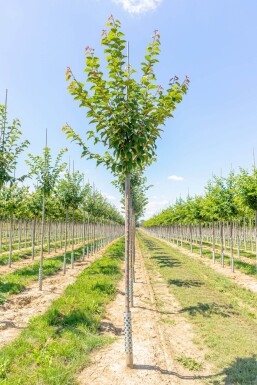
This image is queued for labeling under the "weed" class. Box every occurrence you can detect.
[175,355,203,371]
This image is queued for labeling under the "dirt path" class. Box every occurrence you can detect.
[0,244,108,346]
[78,242,212,385]
[158,236,257,294]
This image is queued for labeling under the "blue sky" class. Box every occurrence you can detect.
[1,0,257,218]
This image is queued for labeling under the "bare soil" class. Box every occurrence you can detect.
[0,245,105,346]
[78,242,212,385]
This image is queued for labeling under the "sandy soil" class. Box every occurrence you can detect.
[78,241,213,385]
[0,244,107,346]
[159,237,257,294]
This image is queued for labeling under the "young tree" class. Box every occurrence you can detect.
[0,95,29,189]
[56,168,84,272]
[63,16,189,367]
[26,145,67,290]
[238,167,257,268]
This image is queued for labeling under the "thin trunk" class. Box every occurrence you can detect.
[63,208,68,274]
[230,220,234,272]
[8,215,13,268]
[124,176,133,368]
[32,216,36,260]
[190,224,193,252]
[199,222,203,257]
[220,221,224,267]
[39,197,45,290]
[71,208,75,268]
[255,211,257,272]
[212,221,215,263]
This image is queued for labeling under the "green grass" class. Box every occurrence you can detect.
[175,355,203,371]
[0,236,92,265]
[168,237,257,277]
[0,237,124,385]
[0,239,100,304]
[138,231,257,384]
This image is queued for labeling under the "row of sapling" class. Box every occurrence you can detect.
[64,15,189,367]
[26,139,67,290]
[0,180,123,259]
[143,168,257,272]
[0,166,124,278]
[56,166,84,272]
[0,90,29,266]
[0,97,124,288]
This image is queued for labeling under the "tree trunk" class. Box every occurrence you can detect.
[71,208,75,268]
[255,211,257,272]
[8,215,13,268]
[63,208,68,274]
[199,222,203,257]
[230,220,234,272]
[39,197,45,290]
[190,224,193,252]
[32,216,36,260]
[220,221,224,267]
[212,221,215,263]
[124,176,133,368]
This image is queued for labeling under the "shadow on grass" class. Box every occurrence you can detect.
[222,355,257,385]
[179,302,238,318]
[150,254,181,268]
[168,279,203,288]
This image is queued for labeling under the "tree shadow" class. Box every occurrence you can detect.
[134,305,174,315]
[99,321,123,336]
[0,320,24,329]
[221,355,257,384]
[168,279,203,288]
[179,302,238,318]
[133,364,217,380]
[150,254,181,268]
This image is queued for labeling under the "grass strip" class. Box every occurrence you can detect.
[169,238,257,276]
[137,231,257,385]
[0,239,99,304]
[0,237,124,384]
[0,237,92,265]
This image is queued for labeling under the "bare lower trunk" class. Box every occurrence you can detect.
[124,175,133,368]
[63,208,68,274]
[220,221,224,267]
[8,215,13,268]
[230,220,234,272]
[39,197,45,290]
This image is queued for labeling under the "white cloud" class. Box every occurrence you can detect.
[112,0,163,14]
[101,192,117,201]
[143,198,169,219]
[168,175,184,181]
